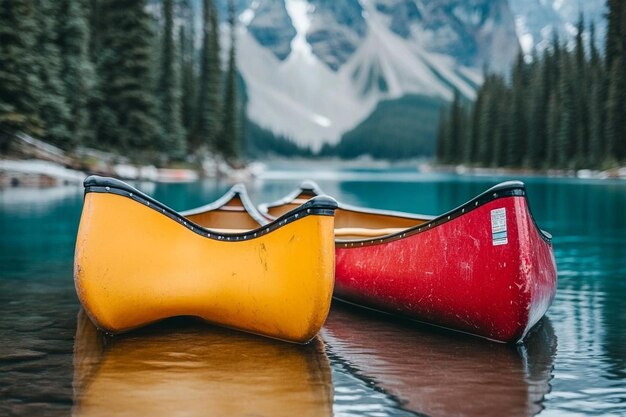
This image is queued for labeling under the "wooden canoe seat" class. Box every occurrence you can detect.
[334,227,407,238]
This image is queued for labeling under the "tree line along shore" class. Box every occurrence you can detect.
[437,0,625,171]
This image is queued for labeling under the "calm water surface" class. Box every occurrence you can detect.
[1,168,624,416]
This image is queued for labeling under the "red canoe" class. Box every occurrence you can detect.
[261,181,557,343]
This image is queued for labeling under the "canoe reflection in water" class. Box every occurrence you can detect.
[72,310,333,417]
[324,304,557,417]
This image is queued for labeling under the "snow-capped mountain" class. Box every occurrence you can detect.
[233,0,519,150]
[509,0,607,55]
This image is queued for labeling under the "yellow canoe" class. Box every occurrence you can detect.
[73,310,333,417]
[74,176,337,343]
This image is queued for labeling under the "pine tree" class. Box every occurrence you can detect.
[158,0,186,159]
[476,77,495,166]
[526,50,549,168]
[615,0,626,162]
[507,52,527,167]
[604,0,626,164]
[458,99,471,165]
[544,33,564,168]
[194,0,221,152]
[588,21,605,167]
[466,86,485,164]
[237,73,248,156]
[96,0,160,152]
[549,32,562,90]
[35,0,73,148]
[217,0,239,161]
[573,14,589,167]
[58,0,95,146]
[463,100,477,163]
[546,91,560,167]
[179,1,197,146]
[436,105,449,164]
[88,0,103,61]
[0,0,44,137]
[605,57,624,164]
[605,0,623,68]
[208,0,222,146]
[557,50,575,168]
[447,89,462,164]
[491,83,509,167]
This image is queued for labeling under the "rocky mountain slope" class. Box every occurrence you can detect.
[232,0,519,151]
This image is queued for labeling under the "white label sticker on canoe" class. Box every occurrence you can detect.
[491,208,508,246]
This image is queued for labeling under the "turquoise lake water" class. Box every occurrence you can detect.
[1,168,625,416]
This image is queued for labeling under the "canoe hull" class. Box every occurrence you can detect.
[334,195,556,343]
[74,189,336,344]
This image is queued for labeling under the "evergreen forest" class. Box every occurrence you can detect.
[0,0,240,163]
[437,0,626,170]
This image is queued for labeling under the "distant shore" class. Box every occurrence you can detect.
[3,156,626,189]
[0,132,262,187]
[436,164,626,180]
[2,132,625,189]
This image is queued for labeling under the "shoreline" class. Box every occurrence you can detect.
[2,156,625,189]
[440,164,626,180]
[0,132,261,187]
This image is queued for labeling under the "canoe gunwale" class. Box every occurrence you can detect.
[179,183,269,227]
[83,176,337,242]
[260,180,551,247]
[260,181,432,222]
[334,184,532,247]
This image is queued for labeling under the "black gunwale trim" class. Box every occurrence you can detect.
[179,183,269,227]
[83,176,337,242]
[260,180,552,247]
